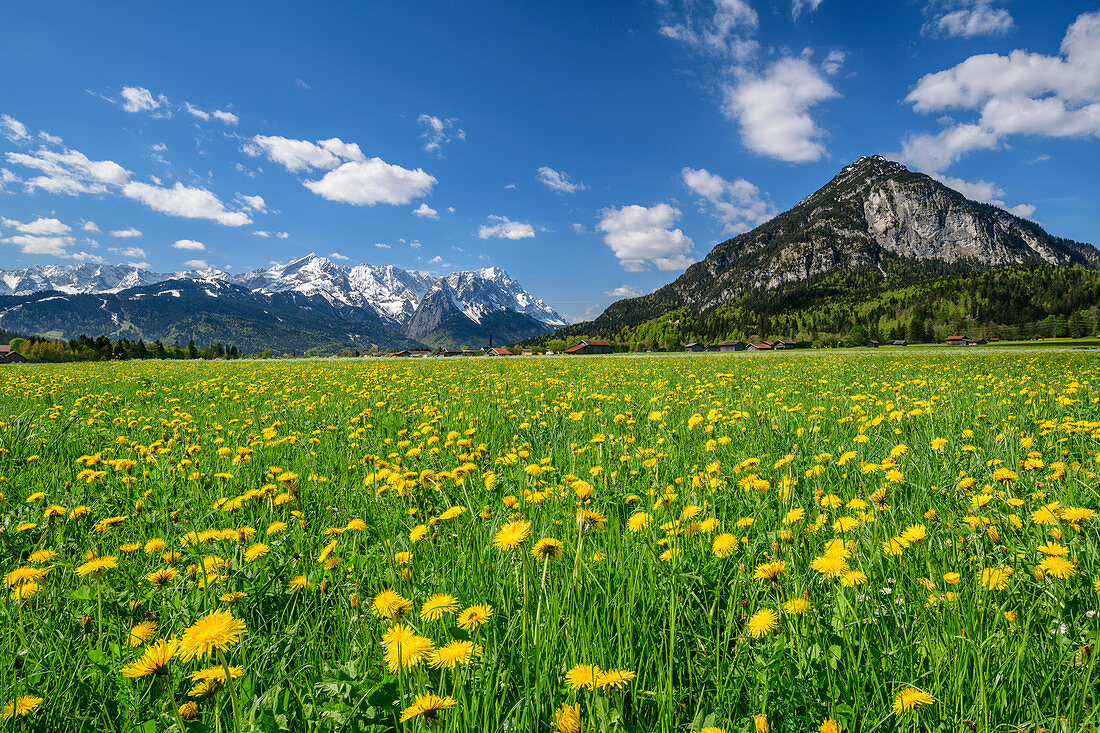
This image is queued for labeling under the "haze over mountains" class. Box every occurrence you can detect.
[0,255,565,352]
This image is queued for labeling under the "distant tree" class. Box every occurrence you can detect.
[187,340,198,359]
[846,325,869,347]
[8,337,26,354]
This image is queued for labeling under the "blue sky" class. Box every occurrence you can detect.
[1,1,1098,321]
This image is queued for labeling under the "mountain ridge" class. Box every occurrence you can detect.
[0,254,565,351]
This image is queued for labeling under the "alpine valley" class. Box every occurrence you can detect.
[0,255,566,352]
[534,155,1100,348]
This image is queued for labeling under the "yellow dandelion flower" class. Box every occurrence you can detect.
[980,566,1012,590]
[3,695,43,720]
[420,594,460,621]
[555,702,582,733]
[128,620,158,647]
[456,603,493,630]
[381,624,433,672]
[429,640,480,669]
[177,609,247,661]
[121,638,179,677]
[76,555,117,577]
[892,687,935,713]
[493,520,532,551]
[712,533,738,558]
[565,663,601,690]
[1038,555,1076,579]
[595,668,635,690]
[372,588,413,620]
[747,608,779,638]
[398,693,457,724]
[531,537,564,560]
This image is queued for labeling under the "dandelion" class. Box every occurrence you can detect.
[177,609,247,661]
[420,594,460,621]
[3,695,43,720]
[628,512,652,532]
[712,533,738,558]
[595,669,635,690]
[753,560,786,580]
[128,620,158,647]
[753,714,769,732]
[532,537,565,560]
[840,570,868,587]
[76,555,117,577]
[893,687,935,713]
[178,701,199,719]
[146,568,179,586]
[747,608,779,638]
[121,638,179,677]
[372,588,413,620]
[980,566,1013,591]
[381,624,433,672]
[1038,555,1076,579]
[399,693,457,724]
[565,663,601,690]
[287,575,311,592]
[555,703,582,733]
[409,524,428,542]
[783,597,811,615]
[493,520,532,550]
[819,719,840,733]
[456,604,493,630]
[429,640,480,668]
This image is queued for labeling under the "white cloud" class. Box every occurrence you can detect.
[723,57,839,162]
[304,159,436,206]
[659,0,760,59]
[39,131,63,146]
[503,183,517,190]
[932,173,1036,217]
[212,110,239,125]
[1,216,71,236]
[185,102,210,121]
[428,255,444,264]
[374,242,391,249]
[1,114,29,142]
[478,215,536,240]
[536,166,586,193]
[597,203,694,272]
[246,135,364,172]
[417,114,465,154]
[6,146,130,195]
[1,234,72,257]
[82,220,100,232]
[329,251,350,260]
[412,202,439,219]
[252,230,289,239]
[822,50,846,75]
[120,86,167,114]
[247,133,435,206]
[605,285,641,298]
[122,181,251,226]
[171,239,205,250]
[681,167,776,234]
[926,0,1014,38]
[0,168,18,191]
[903,12,1100,171]
[109,246,147,258]
[239,194,266,212]
[1007,203,1036,218]
[791,0,824,20]
[182,259,209,270]
[110,227,142,238]
[130,261,151,269]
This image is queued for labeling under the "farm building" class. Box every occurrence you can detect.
[486,346,513,356]
[564,339,613,355]
[0,345,26,363]
[748,342,773,351]
[719,340,747,352]
[684,342,706,352]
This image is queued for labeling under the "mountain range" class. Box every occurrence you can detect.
[539,155,1099,345]
[0,256,565,352]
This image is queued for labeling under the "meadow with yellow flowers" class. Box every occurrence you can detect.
[1,350,1098,732]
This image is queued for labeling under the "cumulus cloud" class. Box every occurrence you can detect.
[903,11,1100,171]
[246,134,435,206]
[1,216,71,236]
[791,0,824,20]
[252,230,289,239]
[417,114,465,154]
[185,102,210,121]
[605,285,641,298]
[478,215,536,240]
[374,242,391,249]
[109,246,147,258]
[0,168,19,191]
[597,203,694,272]
[536,166,586,193]
[659,0,760,59]
[1007,203,1037,218]
[329,252,350,260]
[120,86,168,114]
[212,110,239,125]
[6,146,130,195]
[681,167,776,234]
[239,194,266,212]
[182,259,209,270]
[171,239,205,250]
[82,220,100,232]
[1,114,29,142]
[412,203,439,218]
[723,57,839,162]
[122,181,252,226]
[110,227,142,238]
[925,0,1014,38]
[822,50,846,75]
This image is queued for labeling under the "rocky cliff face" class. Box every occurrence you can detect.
[594,155,1098,324]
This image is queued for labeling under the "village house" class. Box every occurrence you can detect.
[683,342,706,352]
[719,340,747,352]
[0,345,27,363]
[748,342,773,351]
[563,339,613,355]
[486,346,513,356]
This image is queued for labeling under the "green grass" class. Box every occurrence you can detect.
[1,351,1099,732]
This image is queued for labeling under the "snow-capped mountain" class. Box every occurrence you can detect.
[0,254,565,350]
